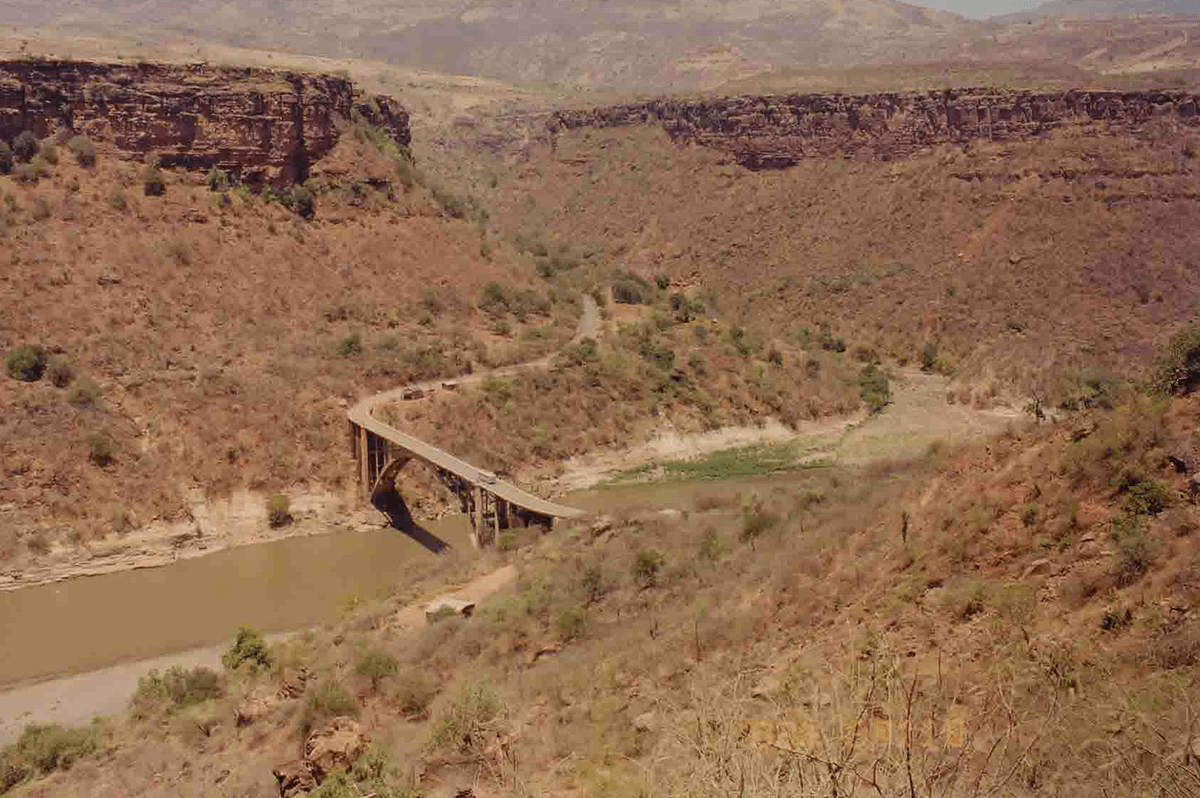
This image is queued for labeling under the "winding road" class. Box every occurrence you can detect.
[347,296,601,520]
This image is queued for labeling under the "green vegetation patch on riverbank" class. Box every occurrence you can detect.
[607,440,832,484]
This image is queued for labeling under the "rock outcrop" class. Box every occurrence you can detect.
[551,89,1200,169]
[0,59,409,185]
[272,717,367,797]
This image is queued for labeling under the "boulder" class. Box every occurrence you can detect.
[632,711,659,733]
[589,516,613,537]
[305,718,368,782]
[272,760,315,798]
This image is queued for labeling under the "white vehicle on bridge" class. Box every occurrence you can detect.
[477,469,498,484]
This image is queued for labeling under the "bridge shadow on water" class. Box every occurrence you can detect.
[372,490,452,554]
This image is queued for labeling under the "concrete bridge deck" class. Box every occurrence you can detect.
[347,298,597,545]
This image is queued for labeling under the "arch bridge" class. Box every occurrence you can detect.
[348,385,583,548]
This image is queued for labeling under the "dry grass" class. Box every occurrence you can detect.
[11,387,1200,796]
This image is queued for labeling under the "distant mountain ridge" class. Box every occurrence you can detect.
[997,0,1200,20]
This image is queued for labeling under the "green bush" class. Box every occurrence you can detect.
[338,333,363,357]
[0,142,11,174]
[613,280,646,305]
[354,648,399,691]
[266,493,292,528]
[87,433,114,467]
[290,185,315,219]
[6,344,47,381]
[818,324,846,353]
[655,274,671,290]
[143,164,166,196]
[921,342,938,372]
[740,507,780,546]
[858,364,891,413]
[67,377,102,407]
[1,723,97,788]
[38,140,57,165]
[130,666,224,718]
[497,532,517,552]
[1153,321,1200,394]
[67,136,96,167]
[222,627,272,672]
[1021,504,1039,528]
[206,168,229,192]
[1125,478,1169,516]
[12,131,38,162]
[632,548,666,587]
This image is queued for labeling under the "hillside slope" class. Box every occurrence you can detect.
[474,98,1200,400]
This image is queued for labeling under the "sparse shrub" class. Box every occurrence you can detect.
[107,189,128,212]
[1184,139,1198,160]
[1152,321,1200,394]
[67,377,102,407]
[1150,625,1200,669]
[805,357,820,378]
[338,333,363,357]
[1021,503,1039,528]
[1125,478,1169,516]
[166,239,191,266]
[222,627,272,672]
[655,274,670,290]
[578,562,611,604]
[290,185,315,219]
[131,666,224,718]
[38,140,57,165]
[206,168,229,192]
[143,164,166,196]
[266,493,292,528]
[497,532,517,552]
[767,346,784,366]
[556,606,587,642]
[612,279,646,305]
[0,142,11,174]
[87,433,114,467]
[921,342,938,372]
[354,648,399,692]
[3,723,97,783]
[699,526,722,564]
[632,548,666,587]
[1111,514,1158,586]
[6,344,47,381]
[1100,608,1131,632]
[429,684,502,755]
[47,357,73,388]
[948,580,987,620]
[12,131,38,162]
[14,156,49,184]
[393,672,437,717]
[303,679,358,735]
[66,136,96,167]
[740,506,780,547]
[858,364,890,413]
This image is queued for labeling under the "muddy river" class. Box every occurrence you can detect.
[0,474,816,688]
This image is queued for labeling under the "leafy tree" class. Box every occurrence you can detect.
[222,627,272,672]
[143,164,166,196]
[66,136,96,166]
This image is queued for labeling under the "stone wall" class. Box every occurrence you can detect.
[0,59,410,184]
[551,89,1200,168]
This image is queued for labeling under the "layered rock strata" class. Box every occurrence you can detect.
[551,89,1200,168]
[0,59,409,184]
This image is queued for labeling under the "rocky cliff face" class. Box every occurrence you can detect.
[0,59,409,185]
[551,89,1200,168]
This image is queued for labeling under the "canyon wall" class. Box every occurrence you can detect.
[550,89,1200,168]
[0,59,410,185]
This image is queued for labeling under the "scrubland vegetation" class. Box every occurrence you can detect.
[7,336,1200,794]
